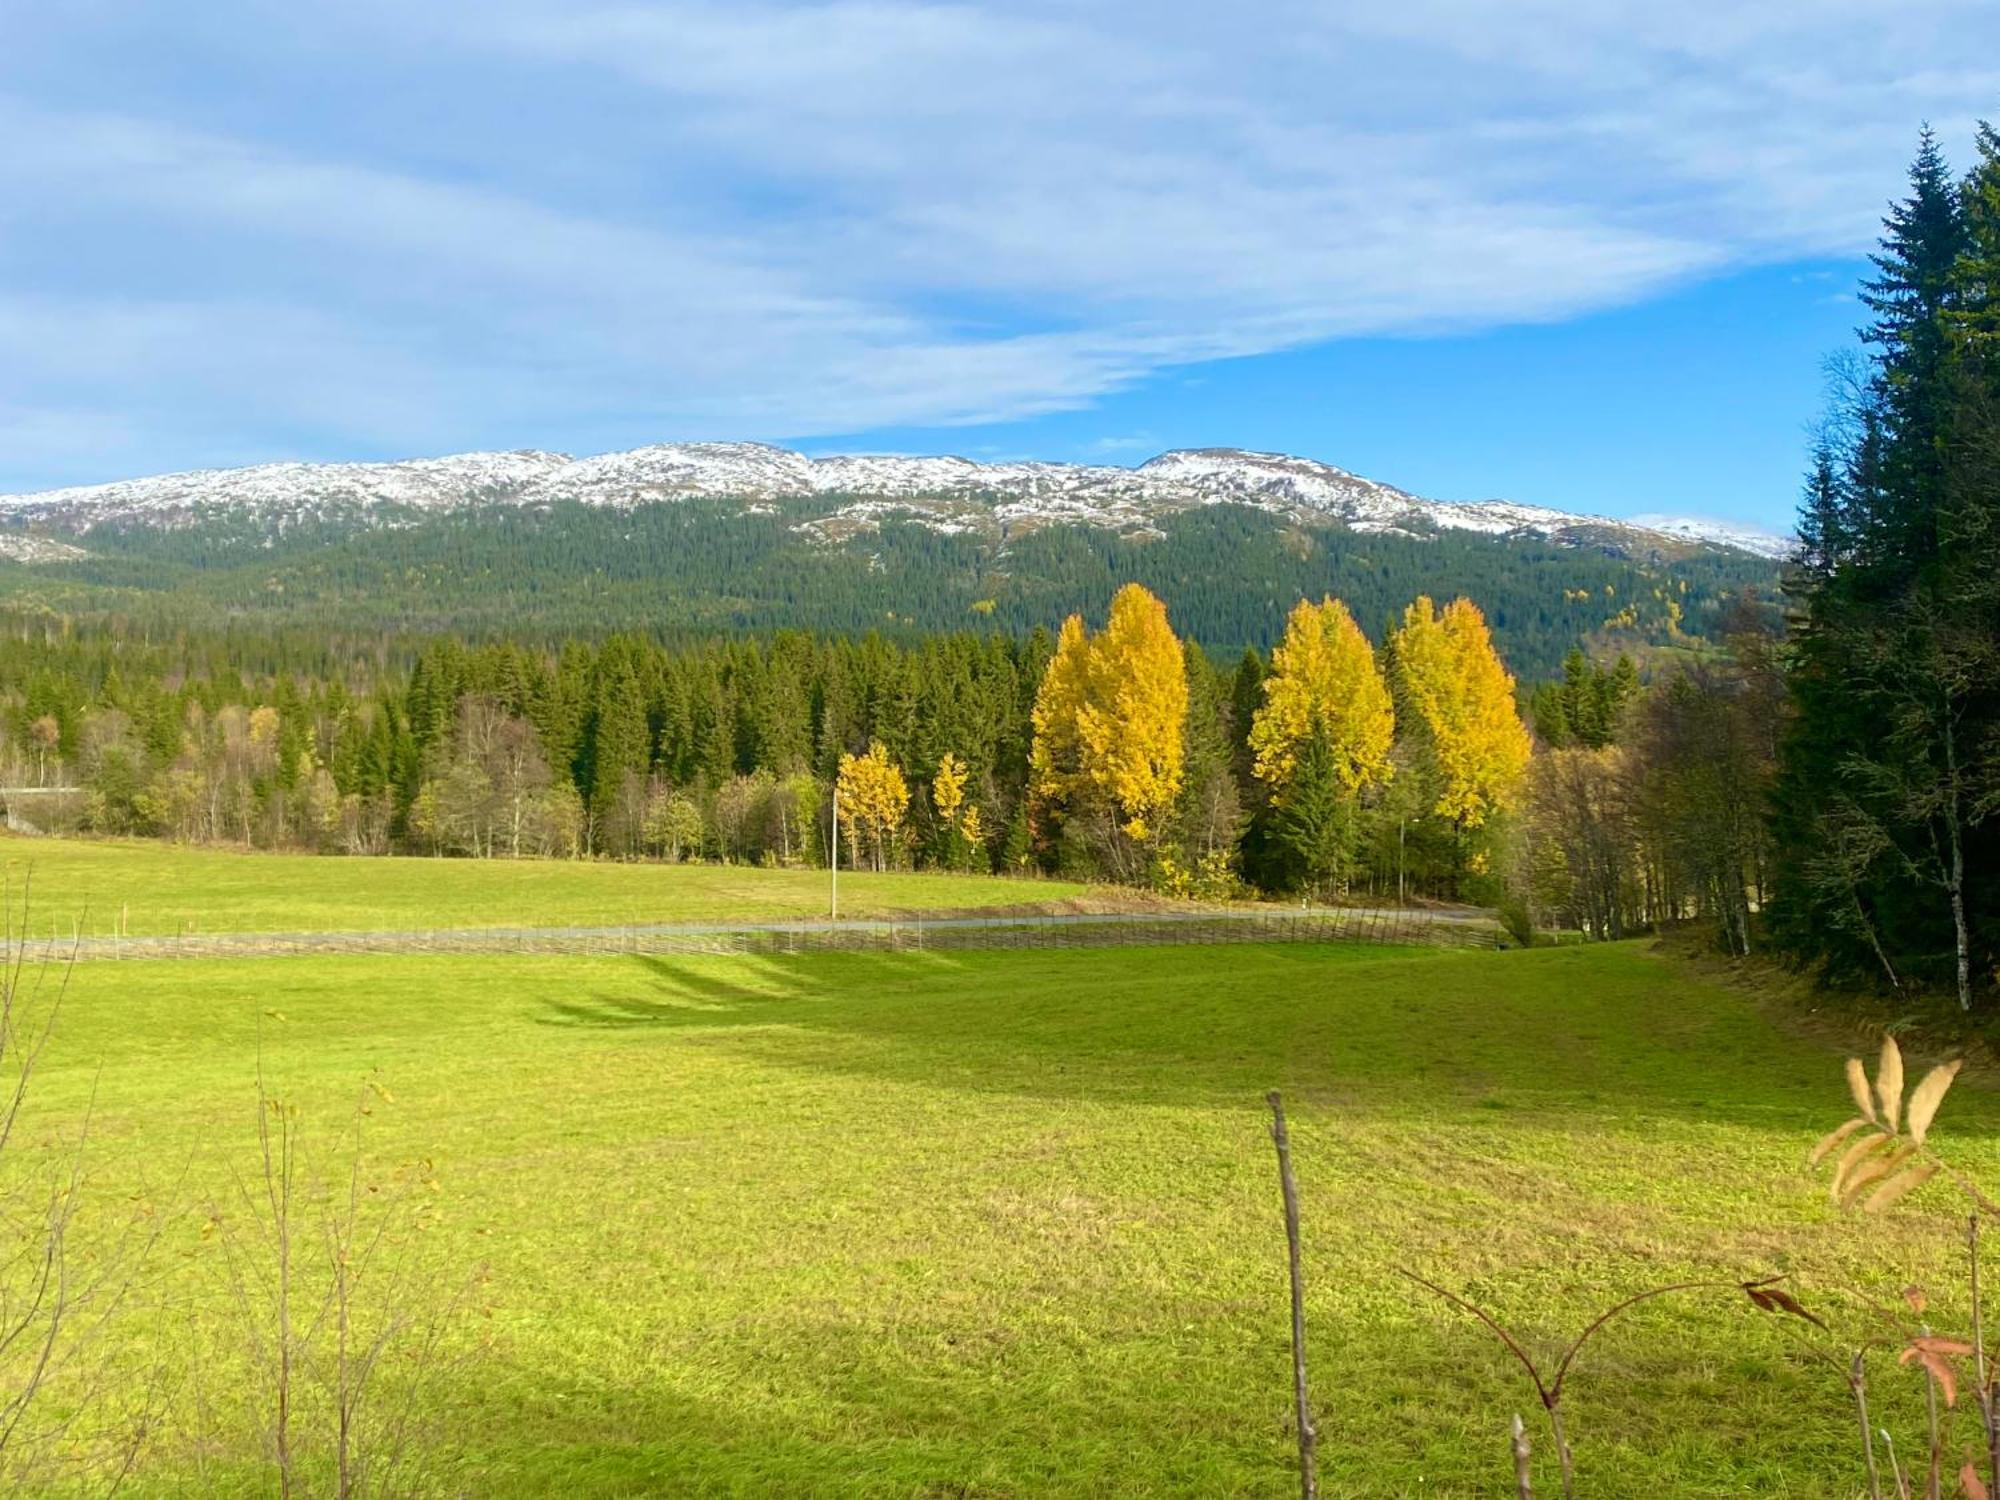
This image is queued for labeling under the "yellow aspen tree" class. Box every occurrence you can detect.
[836,740,909,870]
[1248,596,1395,795]
[1029,614,1092,811]
[932,751,969,826]
[1390,596,1532,828]
[959,804,986,848]
[1076,583,1188,842]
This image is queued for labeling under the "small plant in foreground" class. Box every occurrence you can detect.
[206,1058,480,1499]
[0,880,156,1489]
[1402,1269,1817,1499]
[1808,1034,2000,1499]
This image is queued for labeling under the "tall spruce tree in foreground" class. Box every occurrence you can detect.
[1772,126,2000,1009]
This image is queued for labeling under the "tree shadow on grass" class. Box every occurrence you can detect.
[530,944,1997,1137]
[317,1316,1293,1500]
[173,1270,1860,1499]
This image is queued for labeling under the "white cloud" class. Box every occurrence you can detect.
[0,1,1996,489]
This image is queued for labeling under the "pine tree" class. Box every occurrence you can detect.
[1175,643,1243,863]
[1268,735,1364,896]
[1859,124,1966,572]
[583,649,650,850]
[1772,127,2000,1008]
[1529,681,1572,748]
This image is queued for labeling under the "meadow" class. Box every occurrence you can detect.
[0,835,1089,935]
[13,887,1998,1497]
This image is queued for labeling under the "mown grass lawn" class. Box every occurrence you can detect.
[0,835,1087,935]
[22,940,2000,1497]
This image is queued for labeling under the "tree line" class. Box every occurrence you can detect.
[0,585,1566,902]
[0,501,1874,965]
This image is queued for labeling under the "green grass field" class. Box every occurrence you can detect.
[19,932,2000,1497]
[0,835,1089,935]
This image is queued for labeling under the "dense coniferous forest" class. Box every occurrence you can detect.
[0,565,1784,931]
[0,498,1775,680]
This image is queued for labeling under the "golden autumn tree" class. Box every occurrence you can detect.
[1029,614,1092,815]
[1248,596,1395,892]
[1028,584,1189,867]
[931,749,982,872]
[932,752,969,828]
[836,740,909,871]
[1079,584,1188,842]
[1390,595,1532,837]
[1250,597,1395,793]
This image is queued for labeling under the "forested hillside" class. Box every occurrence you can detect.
[0,498,1775,680]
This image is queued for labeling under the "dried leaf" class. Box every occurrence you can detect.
[1848,1057,1879,1124]
[1961,1462,1989,1500]
[1809,1117,1873,1167]
[1741,1283,1827,1329]
[1899,1345,1959,1407]
[1843,1144,1920,1208]
[1831,1131,1891,1200]
[1866,1163,1941,1214]
[1908,1337,1976,1357]
[1878,1037,1905,1133]
[1908,1060,1963,1148]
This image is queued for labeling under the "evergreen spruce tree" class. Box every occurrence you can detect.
[583,648,650,847]
[1772,127,2000,1008]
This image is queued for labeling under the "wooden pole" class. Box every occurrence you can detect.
[830,782,839,921]
[1267,1091,1317,1500]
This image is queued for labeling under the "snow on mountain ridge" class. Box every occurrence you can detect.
[1628,513,1794,560]
[0,450,572,528]
[0,442,1776,559]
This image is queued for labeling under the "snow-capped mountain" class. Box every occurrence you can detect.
[0,442,1780,560]
[1628,513,1794,561]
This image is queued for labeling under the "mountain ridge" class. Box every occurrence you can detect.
[0,441,1794,560]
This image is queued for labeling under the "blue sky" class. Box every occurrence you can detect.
[3,3,1997,530]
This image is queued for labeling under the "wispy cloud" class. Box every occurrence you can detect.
[0,1,1995,488]
[1087,433,1160,456]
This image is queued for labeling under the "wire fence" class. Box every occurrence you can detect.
[50,906,1499,965]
